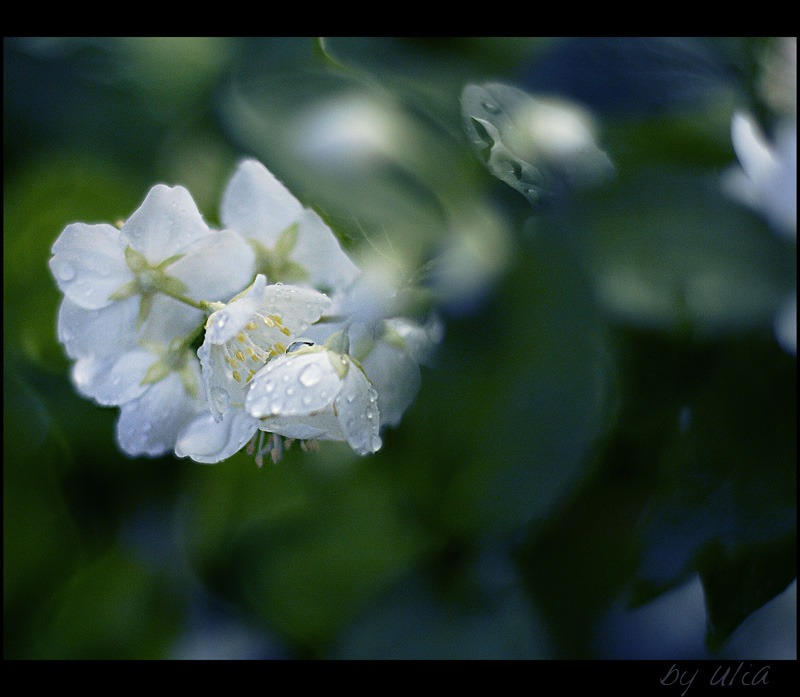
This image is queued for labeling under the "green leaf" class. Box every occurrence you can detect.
[438,229,614,536]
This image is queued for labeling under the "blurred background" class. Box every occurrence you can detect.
[4,37,795,660]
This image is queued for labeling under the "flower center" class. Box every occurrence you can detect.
[222,311,293,385]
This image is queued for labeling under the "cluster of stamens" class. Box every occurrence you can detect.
[222,312,293,384]
[246,430,319,466]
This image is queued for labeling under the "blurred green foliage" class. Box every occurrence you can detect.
[4,37,795,660]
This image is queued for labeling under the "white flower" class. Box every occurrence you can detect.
[173,275,331,464]
[461,82,614,205]
[245,339,382,456]
[70,336,208,457]
[724,112,797,355]
[356,316,444,428]
[724,112,797,238]
[220,159,360,295]
[50,183,256,458]
[197,274,332,420]
[50,183,256,352]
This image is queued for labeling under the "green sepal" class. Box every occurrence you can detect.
[177,362,198,399]
[158,274,189,298]
[124,246,150,273]
[275,223,299,257]
[108,280,138,302]
[155,253,185,270]
[141,359,172,385]
[137,294,153,327]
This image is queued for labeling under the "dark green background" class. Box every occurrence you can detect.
[4,37,795,660]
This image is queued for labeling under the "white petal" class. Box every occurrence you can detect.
[261,283,332,333]
[139,294,205,346]
[198,338,234,420]
[121,184,209,263]
[291,208,361,293]
[245,350,341,418]
[170,229,256,304]
[71,349,154,406]
[175,408,259,464]
[49,222,132,309]
[116,369,203,458]
[359,341,420,428]
[220,159,304,243]
[257,411,344,441]
[731,112,776,184]
[334,362,382,455]
[57,295,139,359]
[204,275,267,345]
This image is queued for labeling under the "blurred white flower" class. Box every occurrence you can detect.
[724,111,797,355]
[462,82,614,205]
[719,578,796,660]
[356,316,443,428]
[245,336,382,457]
[724,112,797,238]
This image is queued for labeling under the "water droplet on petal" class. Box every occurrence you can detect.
[250,396,269,416]
[480,99,501,114]
[299,362,323,387]
[56,261,76,281]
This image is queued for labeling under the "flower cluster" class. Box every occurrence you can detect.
[50,159,440,464]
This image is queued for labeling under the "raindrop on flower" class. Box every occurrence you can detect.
[299,362,324,387]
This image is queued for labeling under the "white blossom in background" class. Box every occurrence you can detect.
[723,115,796,356]
[50,158,442,464]
[461,82,614,206]
[724,112,797,238]
[722,39,797,356]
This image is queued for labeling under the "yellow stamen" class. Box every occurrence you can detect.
[232,370,242,383]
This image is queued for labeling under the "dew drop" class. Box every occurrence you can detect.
[299,362,323,387]
[250,396,269,416]
[480,99,501,114]
[264,379,275,393]
[56,261,76,281]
